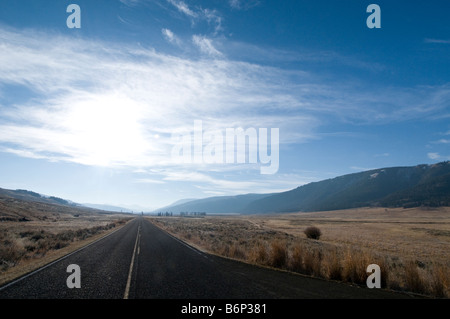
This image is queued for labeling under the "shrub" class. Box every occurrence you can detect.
[430,266,447,298]
[342,249,368,285]
[404,261,426,294]
[302,248,322,276]
[268,240,287,268]
[228,243,246,260]
[0,241,22,270]
[304,226,322,240]
[288,244,304,273]
[248,241,268,265]
[324,249,342,280]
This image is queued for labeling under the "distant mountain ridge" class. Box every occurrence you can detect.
[0,188,79,207]
[0,187,125,222]
[0,188,130,213]
[157,161,450,214]
[156,193,271,214]
[245,162,450,213]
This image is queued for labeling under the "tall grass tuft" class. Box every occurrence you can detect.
[288,244,304,273]
[268,240,287,268]
[404,261,426,295]
[342,249,369,285]
[323,248,342,281]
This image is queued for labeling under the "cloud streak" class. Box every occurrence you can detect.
[167,0,197,18]
[424,38,450,44]
[192,35,222,57]
[428,152,450,161]
[165,0,223,34]
[229,0,260,10]
[162,28,182,46]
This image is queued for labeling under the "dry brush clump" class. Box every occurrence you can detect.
[0,233,22,271]
[429,265,450,298]
[404,261,427,295]
[248,240,269,265]
[287,243,304,273]
[268,240,288,268]
[341,248,371,285]
[322,248,343,281]
[397,260,450,298]
[304,226,322,240]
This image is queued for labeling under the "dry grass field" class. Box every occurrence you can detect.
[0,198,132,286]
[150,207,450,298]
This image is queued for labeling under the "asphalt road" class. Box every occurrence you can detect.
[0,217,414,299]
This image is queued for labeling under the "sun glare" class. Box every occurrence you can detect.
[62,95,150,166]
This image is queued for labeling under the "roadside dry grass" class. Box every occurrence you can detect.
[149,207,450,298]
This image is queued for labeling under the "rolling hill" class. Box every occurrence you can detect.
[157,161,450,214]
[0,188,79,207]
[155,193,271,214]
[0,188,119,222]
[82,203,133,213]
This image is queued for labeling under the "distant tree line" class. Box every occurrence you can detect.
[157,212,173,216]
[180,212,206,217]
[156,211,207,217]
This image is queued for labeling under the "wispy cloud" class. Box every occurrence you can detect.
[424,38,450,44]
[229,0,260,10]
[428,152,440,160]
[134,178,166,184]
[201,8,223,35]
[166,0,223,34]
[167,0,197,18]
[374,153,390,157]
[433,139,450,144]
[119,0,142,7]
[158,170,312,195]
[192,35,222,57]
[428,152,450,161]
[162,28,182,46]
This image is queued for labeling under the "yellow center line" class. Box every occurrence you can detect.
[123,223,140,299]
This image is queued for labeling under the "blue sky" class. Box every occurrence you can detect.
[0,0,449,210]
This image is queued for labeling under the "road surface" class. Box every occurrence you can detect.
[0,217,413,299]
